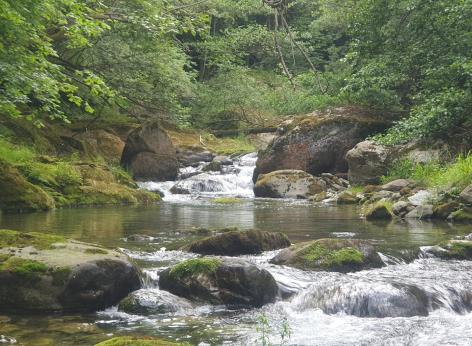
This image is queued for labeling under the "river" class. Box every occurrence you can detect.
[1,154,472,345]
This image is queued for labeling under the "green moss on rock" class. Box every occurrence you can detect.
[0,257,48,280]
[302,244,364,268]
[169,258,221,280]
[95,336,184,346]
[364,201,393,220]
[0,230,65,250]
[437,240,472,260]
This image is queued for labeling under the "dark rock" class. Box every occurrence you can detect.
[0,230,140,313]
[184,229,291,256]
[270,238,383,272]
[255,107,389,181]
[177,149,214,166]
[254,170,326,199]
[202,160,222,172]
[365,202,393,220]
[121,122,178,181]
[433,202,460,219]
[159,258,278,308]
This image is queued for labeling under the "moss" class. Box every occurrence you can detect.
[0,253,12,262]
[213,197,242,204]
[169,258,221,279]
[364,201,393,220]
[0,230,65,250]
[51,267,72,286]
[448,209,472,222]
[94,336,184,346]
[301,243,364,268]
[84,248,109,255]
[0,257,48,280]
[438,241,472,259]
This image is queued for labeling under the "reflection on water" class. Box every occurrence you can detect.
[1,201,472,345]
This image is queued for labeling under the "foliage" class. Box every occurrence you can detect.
[382,154,472,191]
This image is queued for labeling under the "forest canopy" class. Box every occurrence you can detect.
[0,0,471,144]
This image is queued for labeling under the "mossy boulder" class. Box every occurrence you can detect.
[336,191,359,204]
[0,230,140,313]
[447,208,472,223]
[270,238,383,272]
[118,289,192,315]
[364,201,393,220]
[183,229,291,256]
[425,240,472,260]
[254,170,326,199]
[95,336,184,346]
[255,107,389,181]
[159,258,278,308]
[0,161,55,212]
[433,201,460,219]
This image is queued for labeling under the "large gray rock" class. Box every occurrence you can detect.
[254,170,326,199]
[183,229,291,256]
[255,108,389,181]
[346,140,393,185]
[381,179,414,192]
[159,258,278,308]
[0,230,140,313]
[270,239,383,272]
[405,205,434,219]
[460,185,472,204]
[121,121,178,181]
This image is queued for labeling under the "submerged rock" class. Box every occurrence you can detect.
[118,289,192,315]
[0,230,140,313]
[255,107,389,181]
[95,336,183,346]
[253,170,326,199]
[270,238,383,272]
[183,229,291,256]
[159,258,278,308]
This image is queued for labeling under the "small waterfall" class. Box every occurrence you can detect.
[139,152,257,201]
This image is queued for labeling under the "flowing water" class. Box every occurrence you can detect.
[1,153,472,345]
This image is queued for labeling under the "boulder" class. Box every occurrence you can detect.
[433,202,460,219]
[202,160,222,172]
[381,179,414,192]
[75,130,125,163]
[405,205,434,219]
[346,140,394,185]
[364,202,393,220]
[408,190,433,206]
[0,161,55,212]
[424,240,472,260]
[447,208,472,222]
[0,230,140,313]
[159,258,278,308]
[270,239,383,272]
[254,170,326,199]
[121,122,178,181]
[255,107,388,181]
[460,185,472,204]
[176,149,214,166]
[118,289,192,315]
[336,191,359,204]
[392,201,413,217]
[183,229,291,256]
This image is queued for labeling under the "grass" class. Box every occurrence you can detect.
[382,153,472,191]
[346,185,365,194]
[169,258,221,279]
[0,137,35,165]
[0,230,65,250]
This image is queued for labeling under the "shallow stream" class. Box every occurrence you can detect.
[1,154,472,345]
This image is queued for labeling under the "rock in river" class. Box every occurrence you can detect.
[0,230,140,313]
[270,238,383,272]
[159,258,278,308]
[253,170,326,199]
[183,229,290,256]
